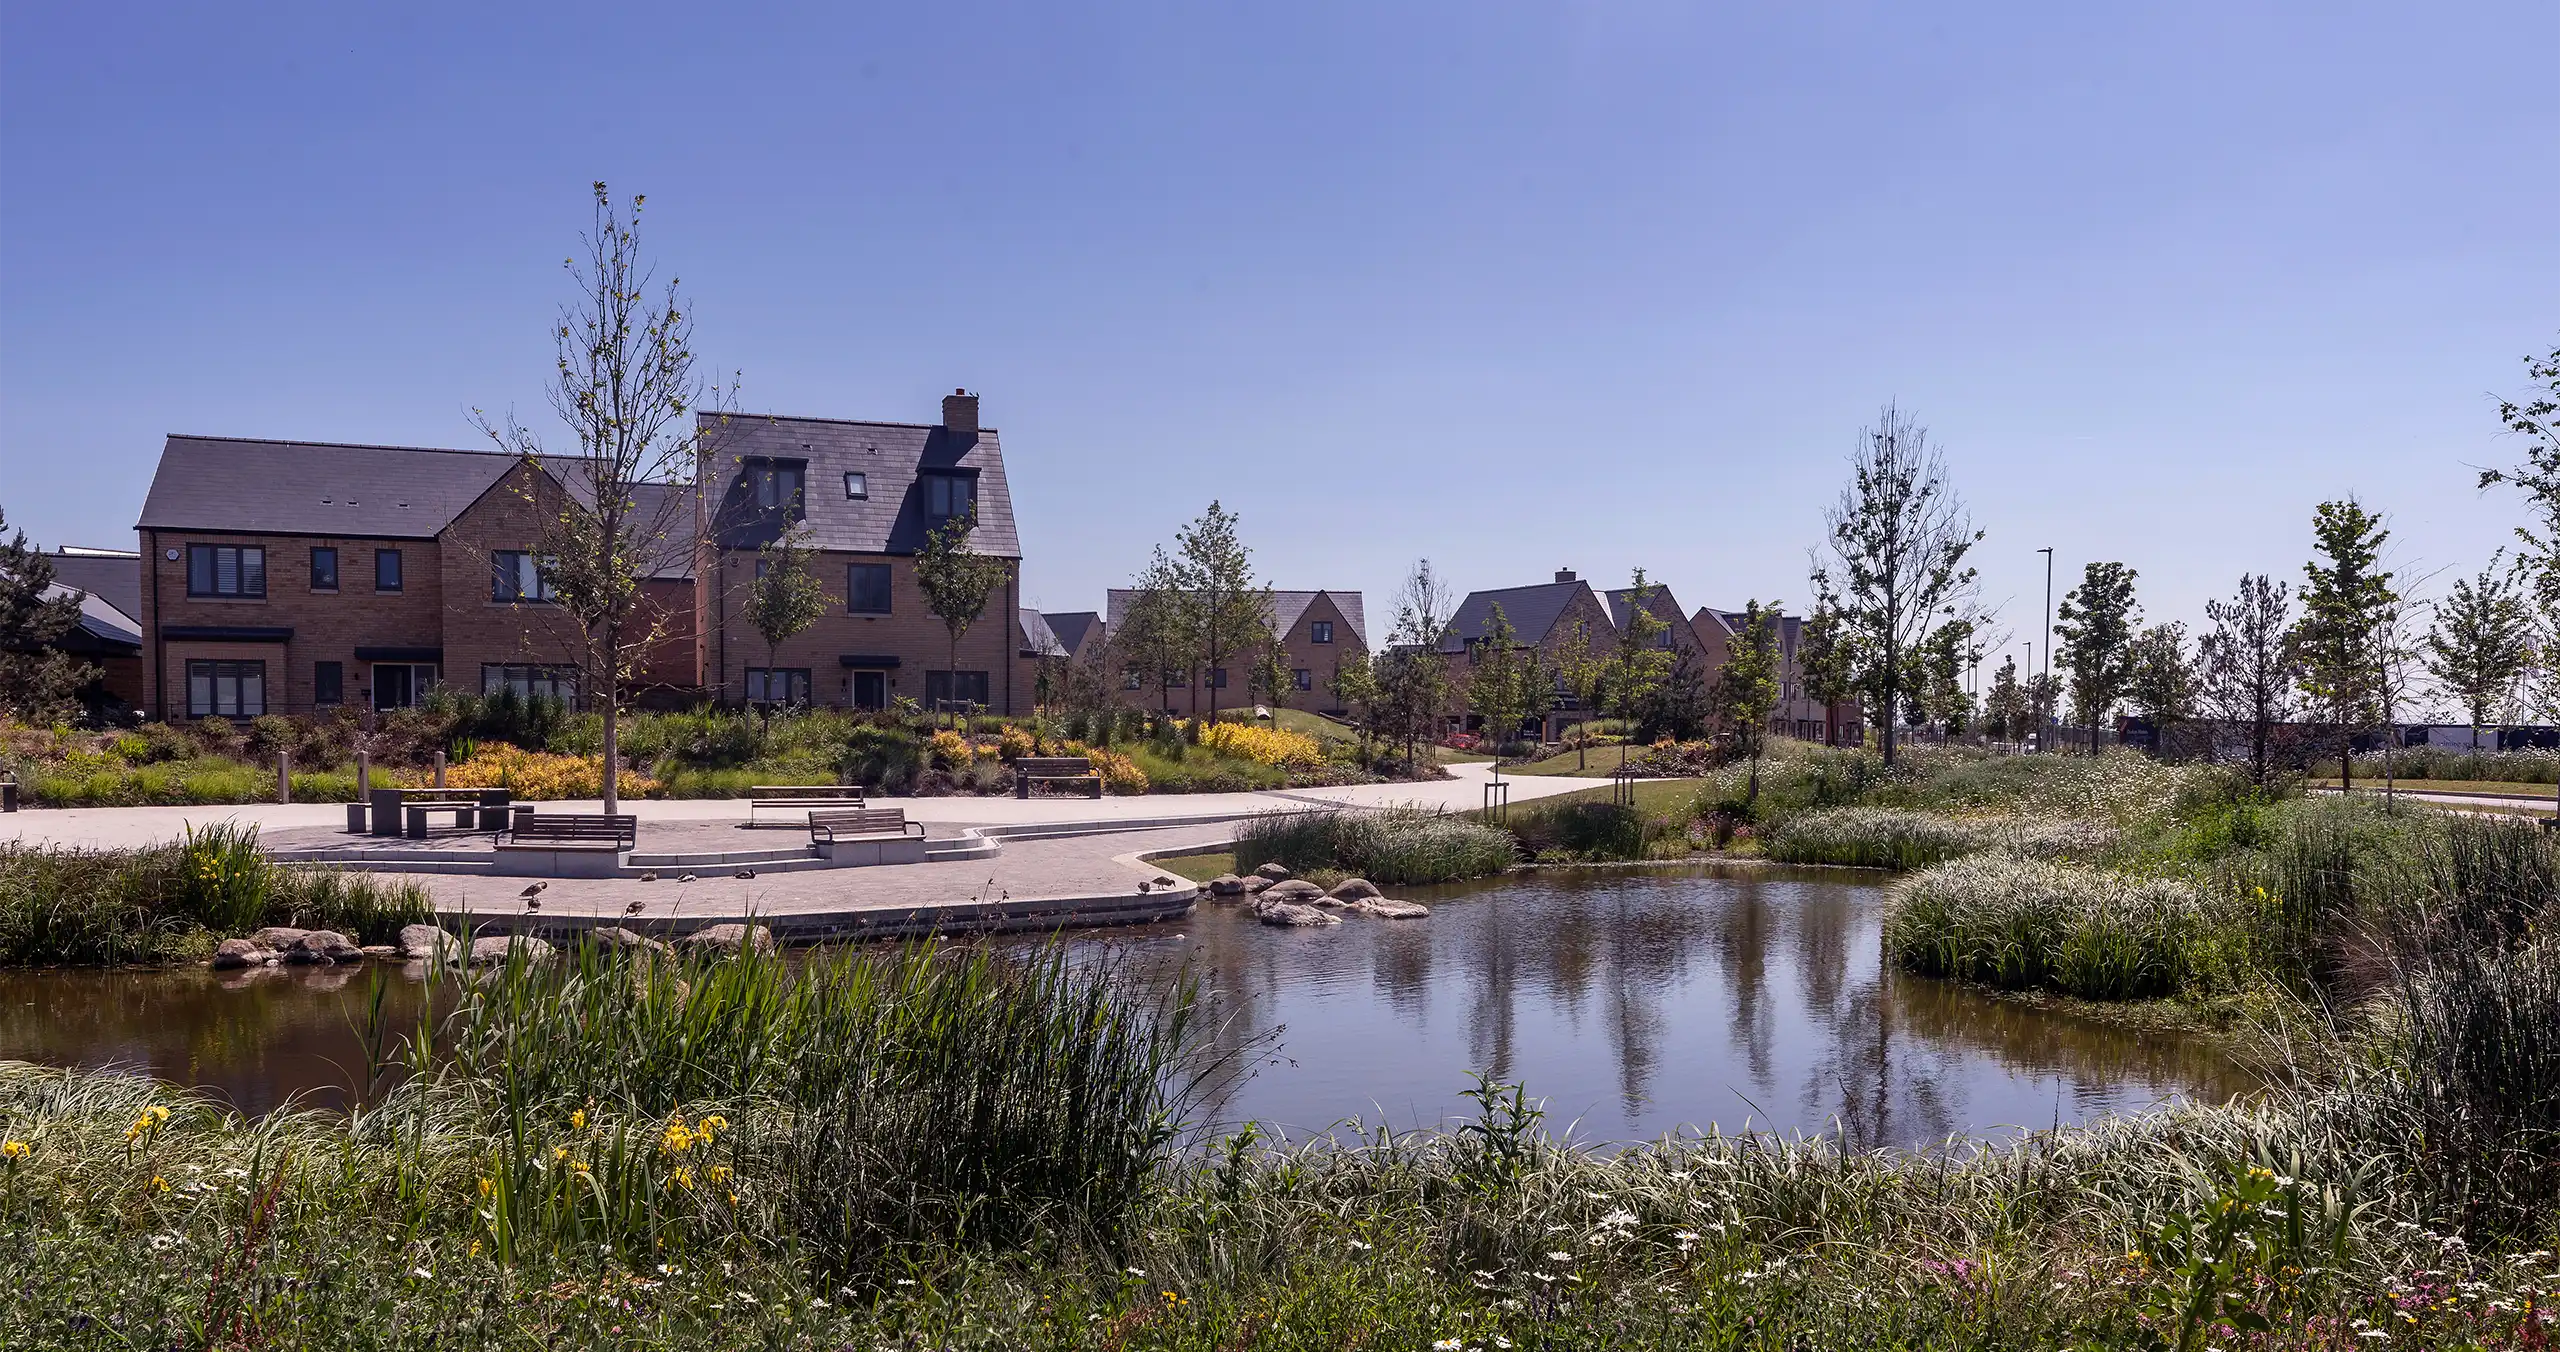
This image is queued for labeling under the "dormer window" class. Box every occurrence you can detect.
[844,471,867,500]
[743,459,805,515]
[923,473,975,524]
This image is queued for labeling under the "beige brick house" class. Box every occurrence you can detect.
[1691,605,1863,745]
[695,392,1042,715]
[1096,588,1368,716]
[1439,568,1619,740]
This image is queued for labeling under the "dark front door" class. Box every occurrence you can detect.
[373,664,413,711]
[850,670,887,710]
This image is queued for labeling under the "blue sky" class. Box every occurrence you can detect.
[5,2,2554,667]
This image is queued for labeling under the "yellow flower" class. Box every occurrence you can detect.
[668,1167,694,1191]
[149,1175,169,1192]
[551,1146,570,1164]
[570,1160,591,1176]
[706,1165,732,1184]
[570,1109,587,1131]
[1,1139,27,1160]
[477,1176,494,1197]
[661,1119,693,1155]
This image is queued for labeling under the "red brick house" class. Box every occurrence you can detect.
[1439,568,1619,739]
[1096,588,1368,716]
[1691,605,1863,745]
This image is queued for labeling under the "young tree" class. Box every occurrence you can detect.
[0,508,95,723]
[2199,573,2300,788]
[475,184,731,814]
[1604,570,1675,768]
[1328,650,1383,765]
[1810,404,1984,766]
[743,519,826,712]
[1247,632,1295,720]
[1465,603,1546,781]
[1552,616,1612,771]
[1635,643,1713,742]
[2124,623,2195,759]
[1173,501,1270,724]
[914,514,1010,725]
[2477,337,2560,612]
[1797,595,1857,746]
[2293,499,2396,792]
[2054,562,2141,754]
[2424,556,2536,739]
[1904,618,1978,737]
[1115,548,1197,716]
[1707,599,1783,804]
[1983,654,2028,742]
[1373,560,1457,764]
[2024,671,2063,748]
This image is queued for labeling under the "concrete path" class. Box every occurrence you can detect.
[2309,785,2557,816]
[0,762,1600,850]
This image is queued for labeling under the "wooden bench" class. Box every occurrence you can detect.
[1014,756,1103,799]
[503,813,638,851]
[749,784,867,824]
[807,807,926,847]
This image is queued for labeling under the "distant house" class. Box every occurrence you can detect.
[1692,606,1862,745]
[1099,588,1368,716]
[1440,567,1618,739]
[38,546,145,712]
[1040,611,1106,666]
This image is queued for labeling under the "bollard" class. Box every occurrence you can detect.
[277,752,292,804]
[434,750,447,789]
[357,751,370,797]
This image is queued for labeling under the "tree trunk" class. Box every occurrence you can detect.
[1745,751,1761,807]
[2338,720,2353,794]
[600,623,620,816]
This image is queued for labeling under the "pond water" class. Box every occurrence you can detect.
[0,864,2254,1144]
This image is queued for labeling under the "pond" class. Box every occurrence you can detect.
[0,864,2254,1145]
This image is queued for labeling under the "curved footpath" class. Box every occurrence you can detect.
[0,765,1610,943]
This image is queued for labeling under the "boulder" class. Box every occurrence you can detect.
[359,944,402,960]
[1242,876,1274,895]
[587,926,671,956]
[679,923,775,957]
[1351,897,1431,919]
[248,926,311,950]
[284,930,363,964]
[1206,874,1250,897]
[1254,900,1341,928]
[1253,862,1293,882]
[1327,877,1383,902]
[1261,879,1325,903]
[398,924,458,962]
[465,935,555,967]
[210,937,270,970]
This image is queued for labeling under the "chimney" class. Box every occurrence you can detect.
[941,388,979,438]
[1554,567,1576,584]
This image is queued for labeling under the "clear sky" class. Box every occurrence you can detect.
[5,2,2554,670]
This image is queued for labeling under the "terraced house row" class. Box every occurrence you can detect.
[120,390,1055,720]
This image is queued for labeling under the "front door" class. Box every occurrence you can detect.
[372,663,437,710]
[849,669,888,710]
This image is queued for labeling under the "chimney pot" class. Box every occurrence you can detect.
[1554,567,1576,583]
[941,389,980,438]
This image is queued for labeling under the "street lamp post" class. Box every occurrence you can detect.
[2038,547,2055,753]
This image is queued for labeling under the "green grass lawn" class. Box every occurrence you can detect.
[1151,849,1238,883]
[1483,776,1707,817]
[1500,745,1640,777]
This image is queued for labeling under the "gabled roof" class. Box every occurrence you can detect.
[701,411,1020,558]
[138,435,523,538]
[1101,588,1368,648]
[46,548,140,620]
[1603,584,1688,634]
[1018,608,1068,658]
[1439,579,1602,654]
[1043,611,1101,655]
[43,582,141,649]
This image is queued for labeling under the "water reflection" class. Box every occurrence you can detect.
[0,865,2255,1145]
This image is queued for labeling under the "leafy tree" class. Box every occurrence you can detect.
[1983,655,2028,742]
[0,508,94,723]
[1551,616,1612,771]
[2476,337,2560,612]
[1328,649,1383,765]
[1635,643,1713,742]
[743,519,826,711]
[914,514,1010,725]
[1115,548,1196,715]
[2024,671,2063,746]
[1904,618,1977,736]
[1604,570,1675,767]
[1810,404,1984,766]
[1707,599,1783,804]
[2199,573,2299,788]
[2293,499,2396,792]
[2424,556,2535,738]
[1465,603,1546,779]
[2125,623,2195,759]
[2054,562,2141,753]
[1247,632,1295,720]
[1372,560,1457,765]
[1797,596,1856,746]
[1172,501,1271,724]
[475,184,732,814]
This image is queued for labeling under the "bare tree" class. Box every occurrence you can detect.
[1811,404,1985,766]
[2198,573,2300,788]
[476,184,733,814]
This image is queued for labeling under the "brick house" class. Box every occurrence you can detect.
[132,436,695,720]
[1439,568,1618,739]
[42,546,146,710]
[695,392,1042,715]
[1691,605,1863,745]
[1098,589,1369,716]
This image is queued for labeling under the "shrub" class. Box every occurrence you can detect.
[1503,799,1669,861]
[1885,855,2238,1000]
[0,836,428,965]
[1766,806,1986,870]
[1060,742,1148,795]
[442,746,659,800]
[1124,747,1282,794]
[1191,720,1324,770]
[1233,809,1515,884]
[998,725,1037,762]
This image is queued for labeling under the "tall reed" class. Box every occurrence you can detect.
[1232,809,1516,883]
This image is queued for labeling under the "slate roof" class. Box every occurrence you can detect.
[43,582,141,649]
[1439,580,1602,654]
[137,435,522,538]
[1043,611,1101,655]
[1102,589,1368,648]
[1018,608,1068,658]
[1603,585,1688,636]
[701,412,1019,558]
[46,548,141,620]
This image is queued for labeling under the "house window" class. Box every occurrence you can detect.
[1123,671,1143,690]
[186,545,265,598]
[744,667,812,706]
[848,563,893,615]
[491,551,554,603]
[1293,668,1312,691]
[370,662,437,710]
[185,660,265,717]
[843,471,867,500]
[925,670,989,709]
[1206,667,1228,689]
[309,547,338,592]
[481,664,577,702]
[747,461,805,514]
[313,661,343,707]
[375,549,403,592]
[923,473,975,523]
[1309,620,1333,644]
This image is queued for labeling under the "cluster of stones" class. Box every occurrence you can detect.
[1202,862,1430,927]
[212,922,779,970]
